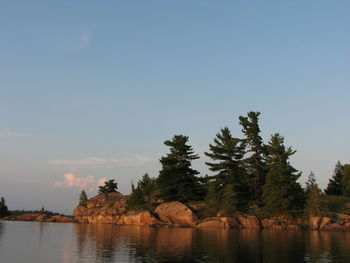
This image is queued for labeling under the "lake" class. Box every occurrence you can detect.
[0,221,350,262]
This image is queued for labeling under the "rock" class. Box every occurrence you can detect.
[17,214,40,221]
[36,215,49,222]
[338,213,350,221]
[322,223,349,232]
[309,217,322,230]
[73,192,128,224]
[319,217,331,230]
[197,219,225,228]
[287,225,300,230]
[220,217,240,228]
[118,211,158,225]
[155,201,197,226]
[261,218,274,229]
[51,216,72,223]
[271,225,286,230]
[236,214,261,229]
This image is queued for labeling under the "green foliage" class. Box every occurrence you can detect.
[325,161,344,195]
[341,164,350,197]
[98,179,118,194]
[79,190,88,207]
[39,206,46,215]
[157,135,203,203]
[305,171,316,195]
[0,197,9,217]
[220,183,238,216]
[127,174,157,210]
[204,127,249,209]
[305,176,328,217]
[326,195,350,213]
[262,134,305,216]
[239,111,267,202]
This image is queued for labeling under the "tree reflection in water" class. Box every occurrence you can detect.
[73,224,350,263]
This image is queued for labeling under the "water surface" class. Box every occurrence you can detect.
[0,221,349,262]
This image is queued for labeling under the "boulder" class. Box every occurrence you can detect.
[309,217,322,230]
[73,192,128,224]
[155,201,197,226]
[261,218,274,229]
[236,214,261,229]
[197,219,225,228]
[51,216,72,223]
[319,217,331,230]
[117,211,158,225]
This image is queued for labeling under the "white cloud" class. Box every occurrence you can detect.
[50,155,157,169]
[53,173,96,191]
[96,178,107,189]
[0,128,28,137]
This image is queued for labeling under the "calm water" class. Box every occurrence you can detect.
[0,221,350,263]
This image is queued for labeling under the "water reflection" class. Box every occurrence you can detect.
[72,224,350,263]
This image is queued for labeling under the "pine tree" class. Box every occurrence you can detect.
[263,134,305,215]
[205,127,248,209]
[157,135,202,202]
[305,175,328,217]
[305,171,316,195]
[79,190,88,207]
[0,197,9,217]
[127,174,157,209]
[98,179,118,194]
[325,161,344,195]
[239,111,267,202]
[341,164,350,197]
[221,183,238,216]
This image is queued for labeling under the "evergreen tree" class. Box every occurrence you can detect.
[127,174,157,209]
[325,161,344,195]
[0,197,9,217]
[39,206,46,215]
[98,179,118,194]
[263,134,305,215]
[341,164,350,197]
[79,190,88,207]
[305,171,316,195]
[239,111,267,202]
[205,127,248,209]
[157,135,202,202]
[221,183,238,216]
[305,175,328,217]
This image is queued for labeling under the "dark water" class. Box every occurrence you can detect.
[0,221,350,263]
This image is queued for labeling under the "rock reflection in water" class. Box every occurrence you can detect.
[72,224,350,263]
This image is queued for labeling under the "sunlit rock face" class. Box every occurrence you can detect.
[117,211,158,225]
[73,192,128,224]
[236,214,261,229]
[154,201,198,226]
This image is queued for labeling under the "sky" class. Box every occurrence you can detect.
[0,0,349,214]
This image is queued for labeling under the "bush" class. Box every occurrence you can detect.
[326,195,350,213]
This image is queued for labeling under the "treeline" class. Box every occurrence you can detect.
[94,111,350,219]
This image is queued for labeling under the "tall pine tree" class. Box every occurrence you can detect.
[79,190,88,207]
[263,133,305,215]
[341,164,350,197]
[205,127,248,210]
[325,161,343,195]
[305,174,328,217]
[239,111,267,202]
[157,135,202,203]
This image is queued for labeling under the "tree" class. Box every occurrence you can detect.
[341,164,350,197]
[127,174,157,209]
[0,197,9,217]
[39,206,46,215]
[239,111,267,202]
[305,174,328,217]
[204,127,248,209]
[79,190,88,207]
[262,134,305,215]
[325,161,344,195]
[98,179,118,194]
[305,171,316,195]
[157,135,202,202]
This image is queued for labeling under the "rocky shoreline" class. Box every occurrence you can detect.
[72,192,350,232]
[3,192,350,232]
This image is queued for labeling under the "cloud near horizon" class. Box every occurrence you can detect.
[53,173,106,191]
[50,155,157,169]
[0,128,28,137]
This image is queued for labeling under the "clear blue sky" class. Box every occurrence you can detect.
[1,0,349,214]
